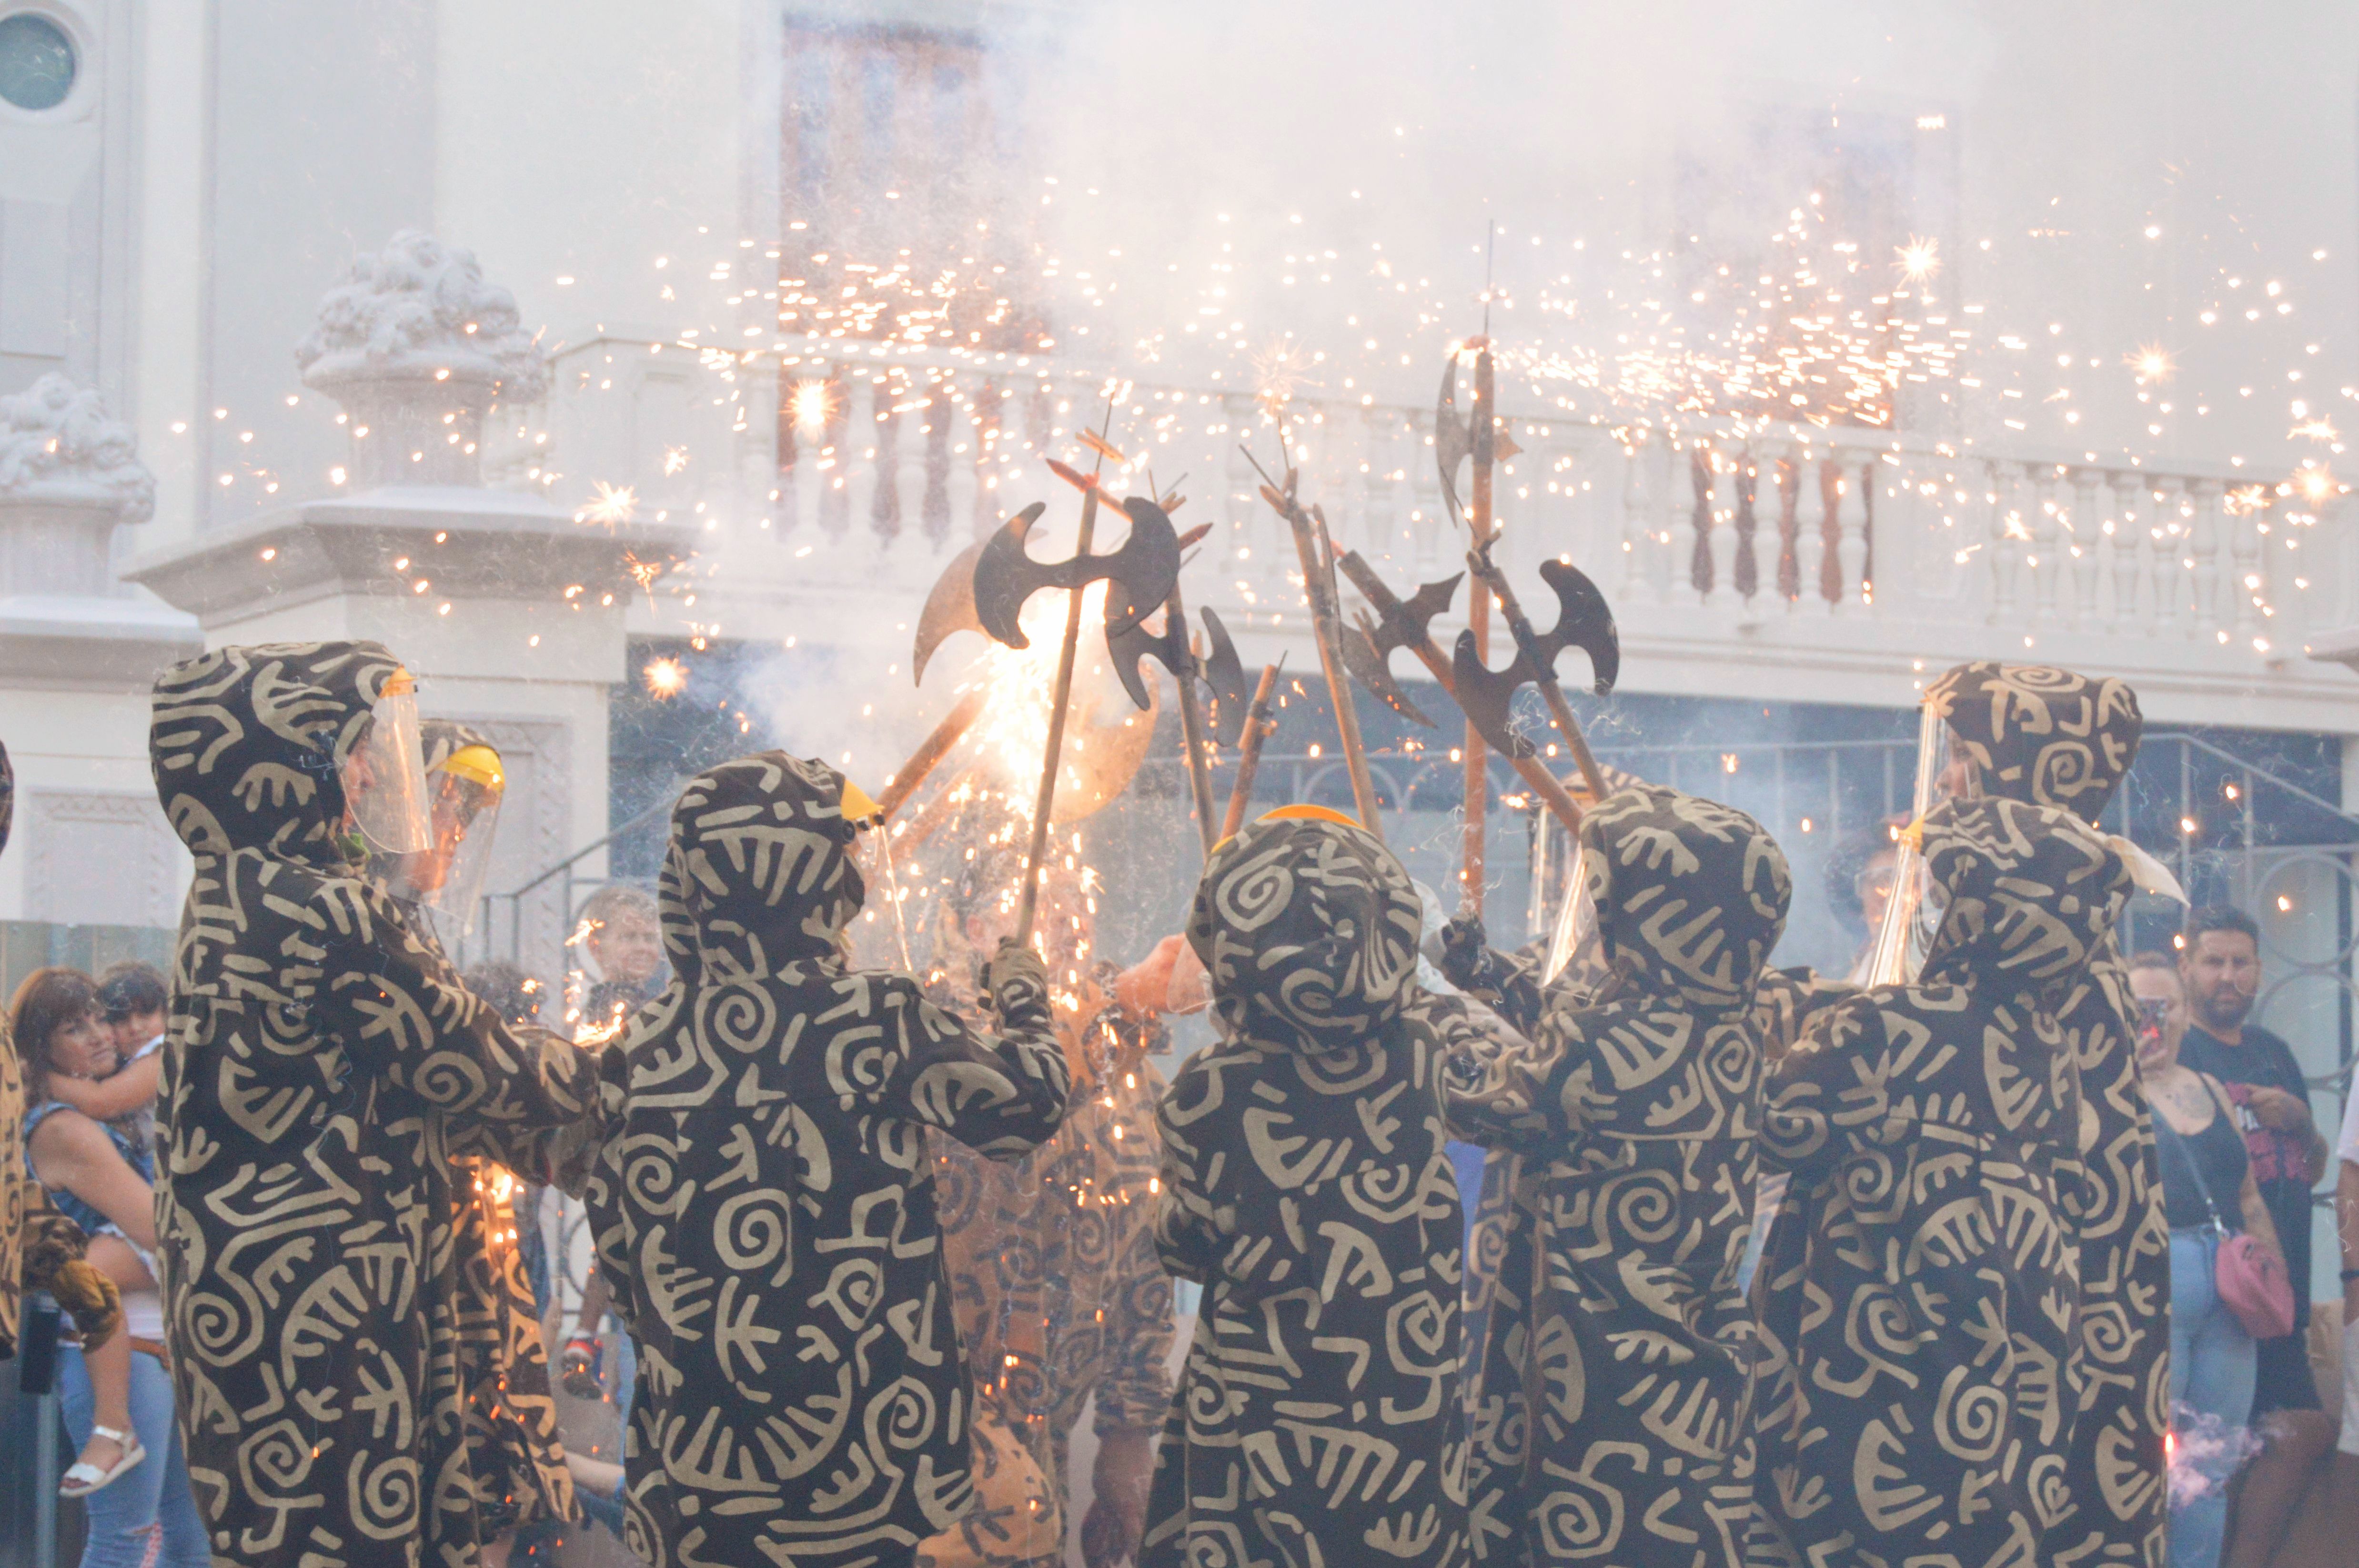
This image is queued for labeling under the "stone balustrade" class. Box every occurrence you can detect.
[511,335,2351,724]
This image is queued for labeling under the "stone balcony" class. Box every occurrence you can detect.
[495,334,2359,734]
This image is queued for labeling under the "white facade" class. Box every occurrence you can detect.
[1,0,2357,925]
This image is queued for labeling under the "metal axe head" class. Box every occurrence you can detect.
[1433,357,1473,522]
[1107,609,1186,714]
[1343,572,1462,728]
[1199,607,1249,746]
[1451,632,1540,760]
[1531,558,1621,694]
[972,494,1182,650]
[912,534,998,686]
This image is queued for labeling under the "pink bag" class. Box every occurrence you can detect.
[2158,1088,2299,1341]
[2211,1229,2296,1341]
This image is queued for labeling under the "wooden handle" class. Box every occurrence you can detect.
[1167,587,1221,856]
[876,690,988,821]
[1219,663,1282,843]
[1015,487,1100,945]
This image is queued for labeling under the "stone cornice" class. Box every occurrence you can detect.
[125,487,694,624]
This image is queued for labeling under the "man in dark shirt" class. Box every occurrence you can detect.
[2178,905,2331,1417]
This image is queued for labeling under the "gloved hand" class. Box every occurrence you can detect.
[980,938,1050,1023]
[1437,913,1500,993]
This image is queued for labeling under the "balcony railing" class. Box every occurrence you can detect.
[494,335,2347,714]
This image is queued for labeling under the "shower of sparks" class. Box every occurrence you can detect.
[1895,235,1941,281]
[577,481,638,527]
[1249,337,1319,419]
[662,445,691,476]
[2127,342,2176,383]
[643,656,688,698]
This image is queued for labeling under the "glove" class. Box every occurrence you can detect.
[1437,914,1501,993]
[22,1209,123,1352]
[980,939,1050,1024]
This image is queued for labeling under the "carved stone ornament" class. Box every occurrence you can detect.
[295,230,551,488]
[0,374,154,519]
[0,374,156,596]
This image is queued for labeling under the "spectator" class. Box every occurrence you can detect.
[2132,952,2289,1568]
[46,962,170,1158]
[575,884,663,1033]
[2179,906,2330,1417]
[16,966,207,1567]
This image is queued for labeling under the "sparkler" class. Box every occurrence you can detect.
[576,481,638,527]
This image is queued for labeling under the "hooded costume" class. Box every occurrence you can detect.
[150,642,605,1568]
[1748,795,2130,1568]
[1926,661,2166,1568]
[1143,812,1470,1568]
[917,975,1175,1568]
[0,739,123,1361]
[583,752,1073,1568]
[1451,786,1789,1568]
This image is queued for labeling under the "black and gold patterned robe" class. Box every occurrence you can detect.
[150,642,605,1567]
[1925,661,2167,1568]
[1144,812,1469,1568]
[1450,787,1789,1568]
[584,752,1073,1568]
[1748,796,2129,1568]
[920,992,1174,1568]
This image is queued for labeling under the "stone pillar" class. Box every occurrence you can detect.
[131,233,687,975]
[0,375,201,924]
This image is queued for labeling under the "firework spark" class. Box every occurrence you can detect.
[577,480,638,527]
[643,656,688,698]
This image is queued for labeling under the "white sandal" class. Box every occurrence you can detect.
[60,1425,145,1498]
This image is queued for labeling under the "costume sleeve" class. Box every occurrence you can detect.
[1438,927,1550,1038]
[1152,1053,1228,1285]
[1409,987,1552,1152]
[316,885,604,1183]
[864,972,1071,1162]
[1089,1065,1175,1433]
[1751,965,1855,1064]
[1758,992,1888,1177]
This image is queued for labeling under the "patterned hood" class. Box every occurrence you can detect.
[1186,813,1423,1054]
[660,751,867,982]
[1919,796,2130,995]
[1925,661,2142,825]
[1582,786,1790,1011]
[150,640,405,866]
[0,738,12,857]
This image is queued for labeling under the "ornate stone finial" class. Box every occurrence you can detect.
[0,374,155,521]
[297,231,550,487]
[297,230,549,402]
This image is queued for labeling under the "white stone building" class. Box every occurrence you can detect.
[2,0,2357,1032]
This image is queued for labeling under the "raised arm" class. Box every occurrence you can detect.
[859,944,1070,1160]
[317,883,604,1180]
[43,1053,161,1124]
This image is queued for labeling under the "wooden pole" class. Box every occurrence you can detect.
[1014,485,1100,946]
[1462,340,1496,915]
[1166,585,1221,855]
[1218,662,1282,843]
[876,689,988,821]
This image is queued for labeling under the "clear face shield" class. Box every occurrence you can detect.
[1861,705,1979,984]
[341,671,433,855]
[379,744,504,933]
[1541,839,1608,993]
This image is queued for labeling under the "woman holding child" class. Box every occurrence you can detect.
[17,963,207,1567]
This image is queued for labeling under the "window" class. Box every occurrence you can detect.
[0,11,73,112]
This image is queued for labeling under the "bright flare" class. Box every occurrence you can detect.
[644,656,689,698]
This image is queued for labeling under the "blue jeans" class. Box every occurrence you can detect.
[2168,1229,2259,1568]
[58,1346,210,1568]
